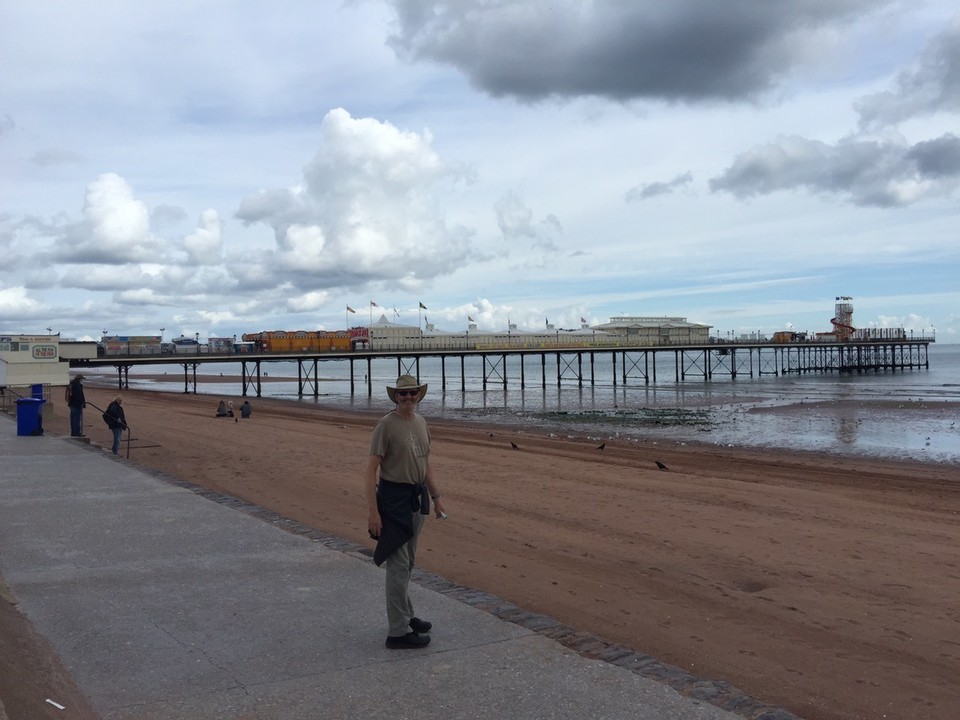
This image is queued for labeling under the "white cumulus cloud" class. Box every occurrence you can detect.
[236,108,477,289]
[183,209,224,265]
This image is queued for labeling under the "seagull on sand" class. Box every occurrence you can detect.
[511,442,519,450]
[655,461,668,471]
[597,442,605,450]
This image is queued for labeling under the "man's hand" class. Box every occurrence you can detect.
[367,509,381,540]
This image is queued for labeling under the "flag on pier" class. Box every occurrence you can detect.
[419,302,427,310]
[346,305,356,313]
[468,315,475,322]
[581,316,587,323]
[370,300,378,307]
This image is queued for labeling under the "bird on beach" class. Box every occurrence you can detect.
[597,442,605,450]
[511,441,519,450]
[655,460,668,471]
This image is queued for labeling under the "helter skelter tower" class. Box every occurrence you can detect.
[831,296,855,341]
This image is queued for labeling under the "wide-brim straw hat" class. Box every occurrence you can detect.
[386,374,428,403]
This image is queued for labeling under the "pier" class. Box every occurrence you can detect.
[74,339,933,397]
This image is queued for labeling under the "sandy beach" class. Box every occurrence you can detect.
[16,384,960,720]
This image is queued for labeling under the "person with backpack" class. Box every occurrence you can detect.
[65,375,86,437]
[103,395,127,455]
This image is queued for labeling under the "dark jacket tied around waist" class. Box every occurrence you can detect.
[373,479,429,566]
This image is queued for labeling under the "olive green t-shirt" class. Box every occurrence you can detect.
[369,411,431,484]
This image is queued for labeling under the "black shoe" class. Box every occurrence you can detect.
[409,617,432,633]
[385,632,431,649]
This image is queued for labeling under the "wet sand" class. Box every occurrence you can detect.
[37,386,960,720]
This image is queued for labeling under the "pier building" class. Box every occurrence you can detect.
[364,314,710,351]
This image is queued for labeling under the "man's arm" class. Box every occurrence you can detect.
[424,459,447,518]
[366,455,382,537]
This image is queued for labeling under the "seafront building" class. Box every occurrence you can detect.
[0,334,96,387]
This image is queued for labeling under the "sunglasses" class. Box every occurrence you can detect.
[396,390,420,397]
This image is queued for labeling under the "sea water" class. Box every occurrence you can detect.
[96,343,960,465]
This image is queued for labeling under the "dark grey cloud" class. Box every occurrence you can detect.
[907,135,960,177]
[387,0,879,102]
[709,133,960,207]
[857,25,960,129]
[625,172,693,202]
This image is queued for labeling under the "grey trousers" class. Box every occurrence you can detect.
[384,512,425,636]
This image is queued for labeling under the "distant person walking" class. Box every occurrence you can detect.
[104,396,127,455]
[365,375,447,649]
[65,374,86,437]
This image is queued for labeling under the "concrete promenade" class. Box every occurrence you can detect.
[0,418,798,719]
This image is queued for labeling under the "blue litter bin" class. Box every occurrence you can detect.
[16,398,45,436]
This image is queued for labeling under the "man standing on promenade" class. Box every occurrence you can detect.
[366,375,447,649]
[65,374,86,437]
[104,395,127,455]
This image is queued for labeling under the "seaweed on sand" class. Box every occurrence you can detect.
[532,407,716,428]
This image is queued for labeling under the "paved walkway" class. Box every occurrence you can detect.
[0,418,799,719]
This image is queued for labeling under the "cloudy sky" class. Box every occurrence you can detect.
[2,0,957,342]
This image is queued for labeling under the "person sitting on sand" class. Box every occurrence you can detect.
[227,400,235,417]
[216,400,228,417]
[240,400,252,418]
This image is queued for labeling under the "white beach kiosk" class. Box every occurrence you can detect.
[0,334,97,433]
